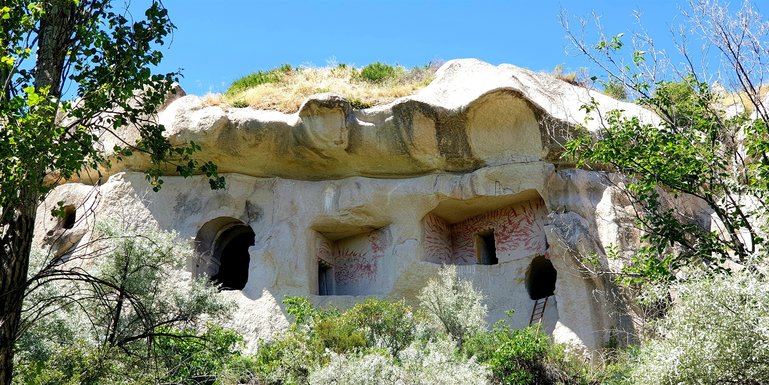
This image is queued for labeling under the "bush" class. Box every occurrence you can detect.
[341,298,418,354]
[248,297,333,384]
[399,339,490,385]
[417,265,487,345]
[308,351,403,385]
[602,79,628,100]
[315,318,368,353]
[553,64,580,85]
[246,273,602,385]
[153,325,243,383]
[13,341,118,385]
[347,97,373,110]
[484,327,556,385]
[14,222,233,385]
[249,330,323,385]
[464,323,584,385]
[359,62,397,83]
[308,340,490,385]
[630,268,769,384]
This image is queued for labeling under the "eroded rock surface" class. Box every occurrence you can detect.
[34,59,665,353]
[77,59,656,183]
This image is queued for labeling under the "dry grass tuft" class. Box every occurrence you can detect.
[201,93,223,107]
[220,64,437,113]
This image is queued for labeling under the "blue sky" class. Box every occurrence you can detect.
[157,1,689,96]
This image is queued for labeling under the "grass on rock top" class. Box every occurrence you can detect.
[211,62,438,112]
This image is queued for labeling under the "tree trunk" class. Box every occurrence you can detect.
[35,0,78,93]
[0,191,38,385]
[106,256,130,346]
[0,1,77,383]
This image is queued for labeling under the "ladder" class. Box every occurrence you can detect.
[529,296,549,326]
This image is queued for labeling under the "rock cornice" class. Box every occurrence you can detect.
[84,59,655,182]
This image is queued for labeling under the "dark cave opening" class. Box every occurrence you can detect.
[526,255,557,300]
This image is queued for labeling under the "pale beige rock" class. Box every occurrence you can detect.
[68,58,658,183]
[33,59,661,353]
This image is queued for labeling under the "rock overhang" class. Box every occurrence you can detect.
[74,58,656,184]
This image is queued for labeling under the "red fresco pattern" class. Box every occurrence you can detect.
[423,199,547,264]
[317,237,333,263]
[335,248,371,284]
[422,213,453,263]
[316,229,388,285]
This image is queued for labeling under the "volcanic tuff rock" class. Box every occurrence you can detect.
[77,58,656,183]
[35,59,680,354]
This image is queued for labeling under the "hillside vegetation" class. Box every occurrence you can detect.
[211,62,438,112]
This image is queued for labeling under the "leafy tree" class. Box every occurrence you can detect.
[561,0,769,283]
[561,5,769,382]
[0,1,223,383]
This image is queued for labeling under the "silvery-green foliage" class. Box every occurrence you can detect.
[399,338,490,385]
[631,268,769,384]
[23,221,231,350]
[14,222,233,384]
[417,265,487,344]
[20,248,86,347]
[308,338,491,385]
[308,351,405,385]
[87,221,231,345]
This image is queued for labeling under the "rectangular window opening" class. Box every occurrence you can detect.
[318,259,335,295]
[475,230,498,265]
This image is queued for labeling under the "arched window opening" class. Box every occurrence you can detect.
[526,256,557,300]
[196,218,255,291]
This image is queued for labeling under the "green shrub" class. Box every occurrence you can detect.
[153,325,243,383]
[347,97,373,110]
[398,339,490,385]
[602,79,628,100]
[226,69,283,95]
[484,327,552,384]
[308,351,403,385]
[315,318,367,353]
[464,323,587,385]
[13,341,117,385]
[630,269,769,384]
[283,296,319,325]
[246,297,333,384]
[230,100,248,108]
[250,331,323,385]
[217,354,263,385]
[359,62,397,83]
[309,340,490,385]
[254,281,604,385]
[14,222,233,385]
[417,265,487,345]
[341,298,417,353]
